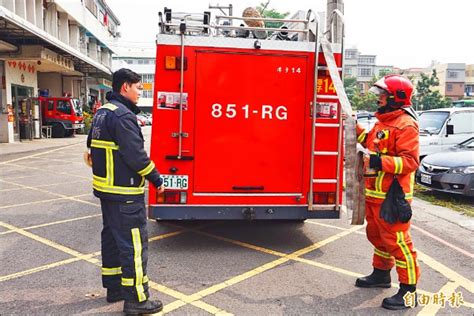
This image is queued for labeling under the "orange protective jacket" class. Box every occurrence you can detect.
[356,109,419,204]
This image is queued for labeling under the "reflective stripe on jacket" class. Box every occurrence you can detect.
[356,109,419,204]
[87,101,162,202]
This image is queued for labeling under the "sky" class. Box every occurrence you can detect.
[107,0,474,69]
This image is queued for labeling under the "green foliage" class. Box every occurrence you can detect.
[414,184,474,217]
[343,76,378,112]
[412,70,451,110]
[257,1,289,29]
[82,111,93,134]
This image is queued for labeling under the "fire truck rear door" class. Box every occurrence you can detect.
[194,51,308,193]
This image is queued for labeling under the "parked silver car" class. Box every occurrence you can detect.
[416,137,474,196]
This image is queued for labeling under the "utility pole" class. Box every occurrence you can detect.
[326,0,344,44]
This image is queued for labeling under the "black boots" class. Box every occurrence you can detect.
[355,268,391,288]
[382,283,417,310]
[123,299,163,315]
[106,289,124,303]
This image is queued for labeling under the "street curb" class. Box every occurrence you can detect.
[413,197,474,232]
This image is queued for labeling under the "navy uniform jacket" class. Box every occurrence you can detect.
[87,94,162,202]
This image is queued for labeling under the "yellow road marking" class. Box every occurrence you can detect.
[0,214,102,236]
[307,221,474,293]
[0,197,70,209]
[148,281,232,315]
[0,179,89,192]
[0,220,90,258]
[0,179,98,209]
[0,252,101,283]
[417,250,474,294]
[0,219,228,314]
[0,142,83,165]
[306,220,365,233]
[30,156,84,165]
[417,281,459,315]
[162,226,363,313]
[174,223,474,310]
[0,193,91,210]
[3,162,90,180]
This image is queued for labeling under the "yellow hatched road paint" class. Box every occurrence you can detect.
[0,179,88,192]
[161,225,363,314]
[0,252,100,283]
[417,250,474,294]
[417,281,459,315]
[0,197,69,210]
[3,162,90,180]
[0,142,83,165]
[307,221,474,294]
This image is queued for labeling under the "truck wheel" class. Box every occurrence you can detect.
[52,123,66,138]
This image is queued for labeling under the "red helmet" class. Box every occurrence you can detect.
[369,75,414,106]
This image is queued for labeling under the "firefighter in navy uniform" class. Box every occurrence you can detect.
[86,68,164,315]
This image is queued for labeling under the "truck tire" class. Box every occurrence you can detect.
[52,123,66,138]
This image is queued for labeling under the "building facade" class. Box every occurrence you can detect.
[465,64,474,97]
[112,49,156,113]
[0,0,120,143]
[344,48,393,93]
[432,63,466,100]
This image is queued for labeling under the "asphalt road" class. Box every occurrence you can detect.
[0,127,473,315]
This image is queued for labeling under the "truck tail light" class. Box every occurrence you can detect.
[156,191,187,204]
[313,192,336,204]
[165,56,176,69]
[165,56,187,70]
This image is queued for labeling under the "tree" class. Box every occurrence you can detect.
[412,70,451,110]
[257,1,289,30]
[344,76,378,112]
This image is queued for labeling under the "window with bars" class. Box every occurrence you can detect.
[142,90,153,98]
[141,74,154,83]
[448,71,458,79]
[359,68,372,77]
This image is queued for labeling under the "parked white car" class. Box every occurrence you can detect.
[418,108,474,157]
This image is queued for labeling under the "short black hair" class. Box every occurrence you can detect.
[112,68,141,93]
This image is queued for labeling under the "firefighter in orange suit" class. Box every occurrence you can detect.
[355,75,420,310]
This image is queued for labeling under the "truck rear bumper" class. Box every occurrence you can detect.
[149,205,340,220]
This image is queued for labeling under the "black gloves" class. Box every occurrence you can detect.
[380,178,412,224]
[369,154,382,170]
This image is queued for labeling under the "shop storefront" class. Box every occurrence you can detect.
[4,60,38,142]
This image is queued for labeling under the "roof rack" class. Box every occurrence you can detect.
[158,7,319,42]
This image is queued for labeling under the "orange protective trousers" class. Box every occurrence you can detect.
[365,201,420,285]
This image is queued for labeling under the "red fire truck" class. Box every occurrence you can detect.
[37,96,84,137]
[149,8,345,220]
